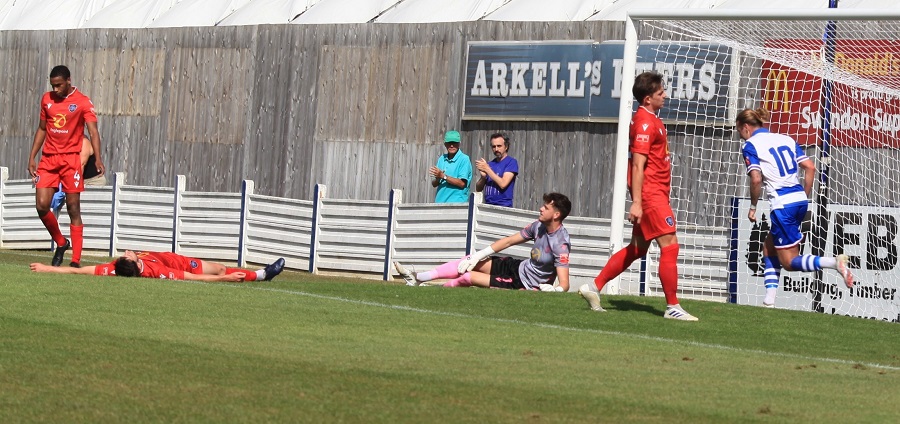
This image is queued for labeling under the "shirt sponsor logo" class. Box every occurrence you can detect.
[50,114,67,128]
[636,134,650,143]
[559,253,570,264]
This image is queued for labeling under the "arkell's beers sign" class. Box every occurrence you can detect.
[462,40,733,122]
[762,39,900,148]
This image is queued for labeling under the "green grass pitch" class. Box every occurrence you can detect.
[1,249,898,423]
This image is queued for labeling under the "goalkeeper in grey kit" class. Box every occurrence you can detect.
[394,193,572,292]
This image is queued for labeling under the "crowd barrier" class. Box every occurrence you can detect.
[0,166,728,300]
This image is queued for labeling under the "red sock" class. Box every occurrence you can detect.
[39,212,66,245]
[70,224,83,264]
[658,244,680,305]
[226,268,257,281]
[594,243,644,291]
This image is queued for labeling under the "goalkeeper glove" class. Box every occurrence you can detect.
[457,246,495,273]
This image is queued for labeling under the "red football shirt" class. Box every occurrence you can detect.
[628,106,671,206]
[92,252,187,280]
[39,87,97,155]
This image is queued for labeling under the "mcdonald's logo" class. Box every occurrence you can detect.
[763,69,790,113]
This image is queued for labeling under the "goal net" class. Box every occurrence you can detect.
[613,10,900,322]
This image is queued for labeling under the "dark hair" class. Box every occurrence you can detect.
[114,257,140,277]
[735,108,771,128]
[632,71,664,104]
[49,65,71,80]
[489,132,510,148]
[543,192,572,220]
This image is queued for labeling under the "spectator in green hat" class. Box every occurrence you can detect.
[430,130,473,203]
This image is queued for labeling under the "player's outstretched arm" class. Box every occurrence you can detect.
[182,271,246,283]
[458,232,529,273]
[492,232,528,253]
[30,263,97,275]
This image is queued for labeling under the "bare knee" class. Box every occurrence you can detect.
[202,260,226,275]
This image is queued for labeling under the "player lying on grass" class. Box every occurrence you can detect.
[31,250,285,283]
[393,193,571,291]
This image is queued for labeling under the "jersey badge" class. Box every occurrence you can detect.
[190,260,199,268]
[666,216,675,227]
[68,104,77,112]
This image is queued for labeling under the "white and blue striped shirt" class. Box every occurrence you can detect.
[742,128,810,210]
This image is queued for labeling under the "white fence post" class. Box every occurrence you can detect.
[382,188,402,281]
[108,172,126,256]
[238,179,254,267]
[172,175,186,254]
[465,192,481,256]
[0,167,7,248]
[309,184,326,274]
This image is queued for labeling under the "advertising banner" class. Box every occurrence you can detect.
[732,198,900,322]
[762,39,900,147]
[463,40,733,122]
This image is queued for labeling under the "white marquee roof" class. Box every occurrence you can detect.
[0,0,887,30]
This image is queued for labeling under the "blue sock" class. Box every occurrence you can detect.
[790,255,821,272]
[763,257,781,290]
[763,257,781,305]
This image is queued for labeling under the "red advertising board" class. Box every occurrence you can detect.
[762,39,900,147]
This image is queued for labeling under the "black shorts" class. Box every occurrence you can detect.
[488,256,526,290]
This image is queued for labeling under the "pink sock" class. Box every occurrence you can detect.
[442,273,472,287]
[418,259,463,282]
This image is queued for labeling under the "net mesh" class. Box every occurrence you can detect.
[626,16,900,321]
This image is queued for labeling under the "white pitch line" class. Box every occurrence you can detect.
[186,281,900,372]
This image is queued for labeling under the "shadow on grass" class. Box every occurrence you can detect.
[607,298,664,316]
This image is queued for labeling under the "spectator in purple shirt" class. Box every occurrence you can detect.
[475,133,518,207]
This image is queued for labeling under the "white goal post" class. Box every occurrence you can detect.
[612,9,900,322]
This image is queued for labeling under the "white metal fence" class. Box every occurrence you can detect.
[0,166,730,301]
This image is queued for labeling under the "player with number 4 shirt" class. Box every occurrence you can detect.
[27,65,104,269]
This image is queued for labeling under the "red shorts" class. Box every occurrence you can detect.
[182,256,204,274]
[154,252,204,274]
[35,153,84,194]
[634,203,677,241]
